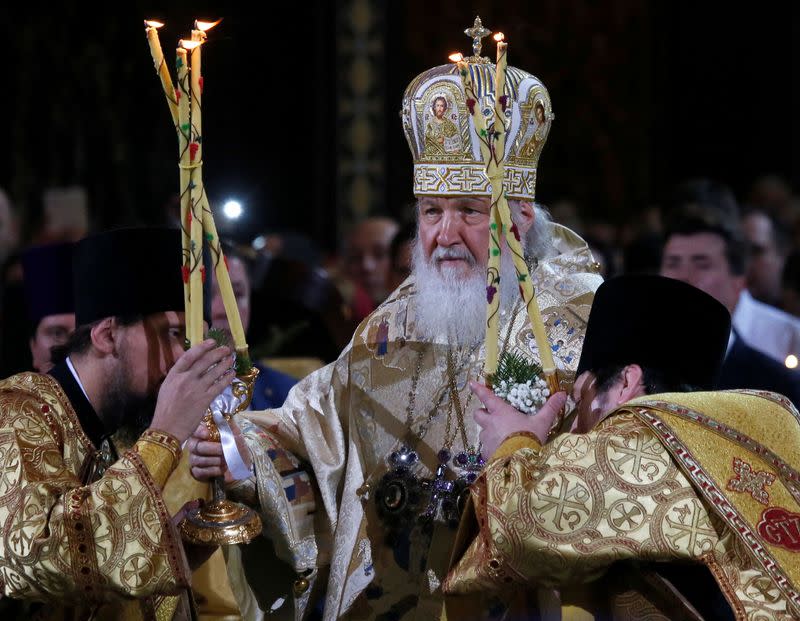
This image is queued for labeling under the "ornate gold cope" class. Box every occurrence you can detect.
[180,365,263,546]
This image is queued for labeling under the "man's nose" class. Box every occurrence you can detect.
[436,211,462,247]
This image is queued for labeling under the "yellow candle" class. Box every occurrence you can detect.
[450,39,557,378]
[187,20,247,353]
[496,204,556,374]
[181,39,205,346]
[176,46,194,339]
[144,20,179,128]
[198,199,248,352]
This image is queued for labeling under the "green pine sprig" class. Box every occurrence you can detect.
[203,327,254,375]
[487,350,543,387]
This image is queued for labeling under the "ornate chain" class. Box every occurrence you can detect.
[403,345,477,450]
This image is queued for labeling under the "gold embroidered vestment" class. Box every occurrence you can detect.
[0,372,191,620]
[444,390,800,620]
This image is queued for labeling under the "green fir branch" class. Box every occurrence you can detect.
[488,350,543,387]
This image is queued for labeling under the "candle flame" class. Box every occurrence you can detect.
[493,32,505,42]
[180,39,203,50]
[144,20,164,29]
[195,19,222,32]
[448,52,464,62]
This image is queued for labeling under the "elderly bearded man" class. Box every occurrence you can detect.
[188,24,602,621]
[445,275,800,620]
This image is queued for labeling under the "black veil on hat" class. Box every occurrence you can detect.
[21,242,75,328]
[576,274,731,390]
[73,228,211,326]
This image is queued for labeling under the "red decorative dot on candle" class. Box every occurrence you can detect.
[199,76,204,94]
[466,98,476,114]
[189,142,199,161]
[200,266,206,283]
[181,265,190,283]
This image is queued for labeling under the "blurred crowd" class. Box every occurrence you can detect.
[0,173,798,388]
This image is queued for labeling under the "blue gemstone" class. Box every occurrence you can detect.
[438,449,451,463]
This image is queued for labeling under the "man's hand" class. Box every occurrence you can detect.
[471,380,567,457]
[149,339,235,444]
[187,418,251,483]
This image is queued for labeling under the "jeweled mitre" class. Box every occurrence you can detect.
[401,53,553,200]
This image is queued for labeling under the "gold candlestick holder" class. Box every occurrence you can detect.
[180,365,263,546]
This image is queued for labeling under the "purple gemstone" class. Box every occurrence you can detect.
[434,480,454,493]
[408,451,418,463]
[437,449,451,463]
[455,452,468,466]
[389,451,399,464]
[466,472,478,484]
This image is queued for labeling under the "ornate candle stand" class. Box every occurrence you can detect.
[180,365,262,545]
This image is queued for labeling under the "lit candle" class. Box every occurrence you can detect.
[450,38,558,381]
[450,52,501,376]
[176,45,195,340]
[180,39,205,346]
[188,20,247,352]
[144,20,179,128]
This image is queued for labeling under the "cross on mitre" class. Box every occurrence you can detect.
[464,16,491,58]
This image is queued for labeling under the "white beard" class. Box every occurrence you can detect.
[412,240,520,347]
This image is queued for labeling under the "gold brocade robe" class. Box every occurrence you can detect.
[0,371,192,620]
[444,390,800,620]
[231,226,602,620]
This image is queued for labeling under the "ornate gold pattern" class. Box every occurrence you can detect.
[180,365,262,546]
[443,391,800,619]
[728,457,776,505]
[402,52,552,200]
[0,372,190,618]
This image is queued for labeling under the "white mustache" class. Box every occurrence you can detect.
[431,246,476,266]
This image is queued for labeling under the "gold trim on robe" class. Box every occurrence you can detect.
[443,389,800,620]
[0,372,191,620]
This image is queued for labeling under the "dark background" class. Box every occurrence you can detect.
[2,2,797,252]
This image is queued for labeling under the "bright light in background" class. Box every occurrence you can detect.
[786,354,798,369]
[222,200,243,220]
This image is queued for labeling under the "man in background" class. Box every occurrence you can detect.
[21,241,76,373]
[659,203,800,407]
[342,216,399,320]
[211,243,298,409]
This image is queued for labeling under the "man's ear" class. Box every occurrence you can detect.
[89,318,117,356]
[619,364,646,402]
[516,200,536,236]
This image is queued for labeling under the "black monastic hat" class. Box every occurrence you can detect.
[21,242,75,328]
[73,228,210,326]
[576,274,731,390]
